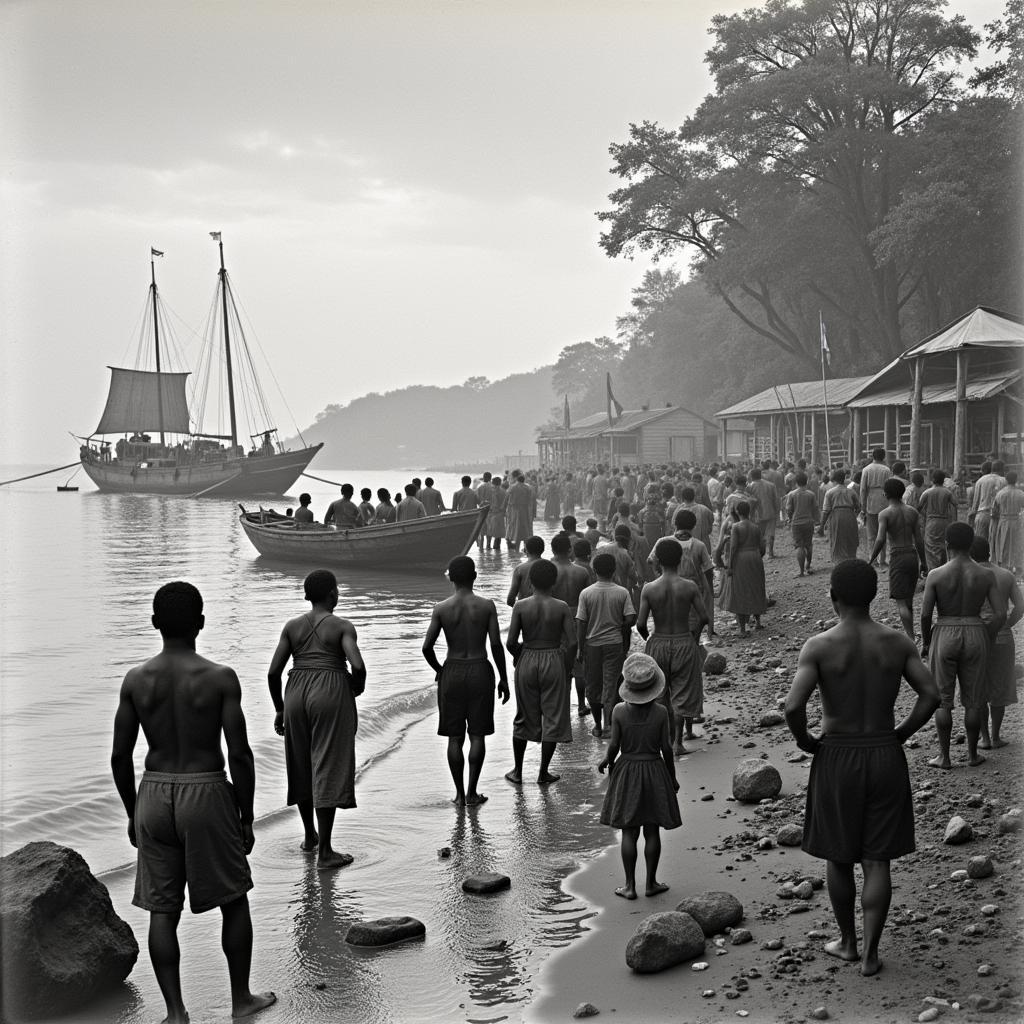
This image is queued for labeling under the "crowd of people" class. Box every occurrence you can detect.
[109,451,1023,1021]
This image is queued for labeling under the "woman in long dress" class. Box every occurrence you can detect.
[820,469,861,562]
[543,476,562,522]
[717,501,767,635]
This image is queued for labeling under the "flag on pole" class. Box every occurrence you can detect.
[209,231,222,242]
[606,373,624,426]
[563,394,571,432]
[151,248,164,257]
[819,312,831,369]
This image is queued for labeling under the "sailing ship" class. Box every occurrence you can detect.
[78,235,322,496]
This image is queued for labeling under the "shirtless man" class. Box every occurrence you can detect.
[422,556,509,805]
[785,560,939,978]
[506,535,545,607]
[639,538,709,756]
[970,536,1023,749]
[324,483,362,529]
[550,533,594,714]
[504,559,577,785]
[920,522,1006,769]
[294,492,315,525]
[111,582,275,1023]
[869,478,927,638]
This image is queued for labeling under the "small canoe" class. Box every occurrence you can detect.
[238,504,489,571]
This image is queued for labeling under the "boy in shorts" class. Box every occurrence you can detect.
[111,581,275,1023]
[422,556,510,805]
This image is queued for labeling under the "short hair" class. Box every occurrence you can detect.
[613,524,632,540]
[1007,470,1018,486]
[461,475,472,486]
[795,472,808,487]
[152,581,203,637]
[360,488,372,500]
[654,538,682,568]
[892,461,906,477]
[377,487,391,500]
[561,515,577,532]
[674,509,697,531]
[831,469,846,484]
[618,501,630,515]
[528,559,558,590]
[573,539,591,559]
[932,469,947,485]
[447,555,476,584]
[681,486,695,502]
[425,477,434,486]
[735,500,751,517]
[299,492,311,504]
[482,471,492,481]
[304,569,337,603]
[830,559,877,607]
[872,448,886,461]
[735,474,747,487]
[586,518,597,527]
[550,534,572,556]
[970,536,991,561]
[979,461,993,476]
[946,522,974,552]
[404,483,417,496]
[911,471,925,487]
[750,468,762,480]
[993,460,1005,474]
[340,483,354,497]
[524,535,545,556]
[592,552,616,578]
[883,478,906,500]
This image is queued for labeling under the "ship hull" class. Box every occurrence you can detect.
[80,444,323,496]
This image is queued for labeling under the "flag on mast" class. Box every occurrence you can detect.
[151,248,164,257]
[209,231,222,242]
[819,312,831,369]
[563,394,571,432]
[606,373,624,426]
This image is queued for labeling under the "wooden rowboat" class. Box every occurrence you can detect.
[238,504,489,571]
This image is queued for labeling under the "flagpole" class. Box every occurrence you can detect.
[820,311,833,470]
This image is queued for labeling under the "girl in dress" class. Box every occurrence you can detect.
[598,653,681,900]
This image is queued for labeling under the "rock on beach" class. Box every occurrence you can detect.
[462,872,511,894]
[943,816,973,845]
[732,758,782,803]
[625,912,706,973]
[777,823,804,846]
[675,891,744,936]
[0,841,139,1019]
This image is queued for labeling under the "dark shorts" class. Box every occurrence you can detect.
[437,658,495,737]
[888,550,919,600]
[133,771,253,915]
[987,637,1018,707]
[792,522,814,550]
[802,733,914,864]
[929,621,988,710]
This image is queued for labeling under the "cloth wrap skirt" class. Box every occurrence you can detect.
[512,646,572,743]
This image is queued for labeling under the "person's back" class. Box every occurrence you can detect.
[453,479,479,511]
[435,588,497,659]
[419,484,445,516]
[643,571,701,638]
[928,551,997,619]
[397,487,427,522]
[294,494,315,525]
[516,589,573,647]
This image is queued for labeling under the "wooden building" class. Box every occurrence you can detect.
[536,405,718,466]
[845,307,1024,476]
[716,377,873,466]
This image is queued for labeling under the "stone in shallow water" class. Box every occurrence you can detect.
[462,872,511,894]
[625,912,706,973]
[345,916,426,947]
[0,841,139,1019]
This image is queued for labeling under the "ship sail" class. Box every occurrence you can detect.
[94,367,192,436]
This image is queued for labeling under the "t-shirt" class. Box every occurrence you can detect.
[785,488,819,526]
[396,496,426,522]
[576,580,635,647]
[860,462,892,515]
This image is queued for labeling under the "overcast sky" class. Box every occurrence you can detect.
[1,0,1006,465]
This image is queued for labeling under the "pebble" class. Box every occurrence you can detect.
[980,904,1000,916]
[949,869,968,882]
[997,809,1022,834]
[962,923,986,936]
[943,816,974,845]
[437,847,451,858]
[756,838,774,851]
[572,1003,600,1019]
[729,928,753,945]
[763,938,784,950]
[809,1007,830,1020]
[793,881,814,900]
[736,1011,750,1017]
[918,1010,941,1022]
[692,962,709,971]
[701,794,715,801]
[964,793,985,808]
[967,855,994,879]
[701,989,716,998]
[978,964,994,976]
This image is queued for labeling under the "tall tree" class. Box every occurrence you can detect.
[551,337,625,413]
[599,0,979,363]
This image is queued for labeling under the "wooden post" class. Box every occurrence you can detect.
[893,405,901,461]
[997,397,1006,459]
[847,409,855,465]
[852,407,862,464]
[721,418,728,464]
[810,412,818,468]
[954,350,968,482]
[884,406,894,460]
[910,357,923,468]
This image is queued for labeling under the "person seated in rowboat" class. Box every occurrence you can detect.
[357,488,375,526]
[325,485,362,530]
[294,494,315,525]
[374,488,397,524]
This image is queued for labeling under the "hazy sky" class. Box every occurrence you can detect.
[1,0,1006,464]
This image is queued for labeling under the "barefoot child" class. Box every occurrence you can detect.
[597,653,681,900]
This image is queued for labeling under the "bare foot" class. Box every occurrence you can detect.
[683,730,697,740]
[578,705,591,716]
[861,955,883,977]
[504,770,523,785]
[615,885,637,900]
[824,938,860,962]
[646,882,670,896]
[979,739,992,750]
[160,1014,190,1024]
[232,992,277,1019]
[591,726,603,738]
[673,742,689,757]
[317,852,354,873]
[990,738,1009,749]
[466,793,489,805]
[927,755,952,770]
[968,753,987,767]
[600,728,612,739]
[537,772,560,785]
[300,832,319,852]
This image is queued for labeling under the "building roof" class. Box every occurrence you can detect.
[845,370,1021,409]
[715,376,873,419]
[900,306,1024,359]
[537,405,715,441]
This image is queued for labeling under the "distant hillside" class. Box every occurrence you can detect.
[289,368,554,468]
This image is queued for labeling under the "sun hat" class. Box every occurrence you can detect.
[618,652,666,704]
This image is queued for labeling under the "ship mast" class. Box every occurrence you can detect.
[150,249,165,445]
[212,232,239,449]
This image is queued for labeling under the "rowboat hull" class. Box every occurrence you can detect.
[80,444,323,496]
[238,505,489,571]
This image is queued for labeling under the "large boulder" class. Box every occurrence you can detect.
[1,842,138,1019]
[675,891,744,936]
[625,912,706,973]
[346,916,425,947]
[732,758,782,803]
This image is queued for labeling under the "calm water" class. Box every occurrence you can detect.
[1,465,614,1023]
